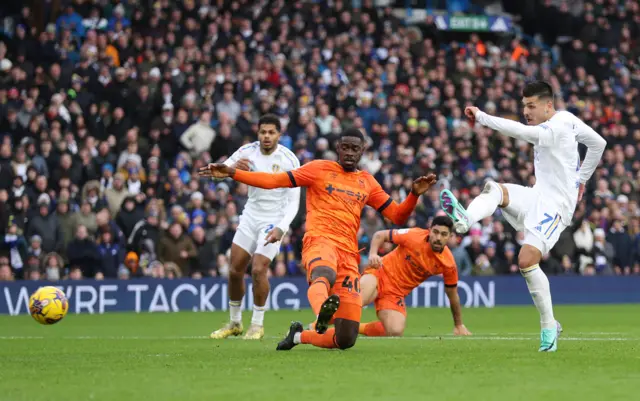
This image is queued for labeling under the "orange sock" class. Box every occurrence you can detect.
[307,277,330,315]
[359,321,386,337]
[300,328,338,349]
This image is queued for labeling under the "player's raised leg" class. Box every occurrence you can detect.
[210,242,251,339]
[440,181,506,233]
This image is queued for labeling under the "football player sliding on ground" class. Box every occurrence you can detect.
[200,128,436,351]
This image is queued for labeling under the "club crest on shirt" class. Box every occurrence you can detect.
[272,164,281,173]
[357,178,366,188]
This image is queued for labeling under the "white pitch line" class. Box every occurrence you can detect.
[0,335,637,341]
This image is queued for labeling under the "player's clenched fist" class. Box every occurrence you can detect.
[464,106,479,119]
[411,173,437,196]
[464,106,479,127]
[368,254,384,268]
[198,163,233,179]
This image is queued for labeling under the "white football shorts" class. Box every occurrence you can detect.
[501,184,569,255]
[232,213,283,261]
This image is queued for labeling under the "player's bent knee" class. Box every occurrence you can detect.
[310,266,337,287]
[498,183,509,208]
[385,328,404,337]
[518,246,542,270]
[335,332,357,350]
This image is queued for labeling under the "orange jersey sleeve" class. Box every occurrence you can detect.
[366,178,418,225]
[441,249,459,287]
[232,160,322,189]
[389,228,415,247]
[288,160,324,187]
[232,169,292,189]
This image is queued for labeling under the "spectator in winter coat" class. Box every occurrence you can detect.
[56,5,85,38]
[72,199,98,237]
[159,223,197,276]
[116,195,145,239]
[191,226,216,277]
[607,220,635,275]
[96,208,125,247]
[97,230,125,279]
[179,109,216,158]
[592,229,615,275]
[26,195,63,254]
[104,173,130,217]
[2,219,28,279]
[82,180,107,212]
[127,209,160,254]
[55,200,76,255]
[67,225,102,278]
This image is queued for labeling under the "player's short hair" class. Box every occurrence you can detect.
[431,215,454,232]
[340,128,365,143]
[258,114,281,132]
[523,81,554,100]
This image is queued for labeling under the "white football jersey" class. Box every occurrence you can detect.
[224,142,300,217]
[531,111,602,224]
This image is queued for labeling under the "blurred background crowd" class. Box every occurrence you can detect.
[0,0,638,283]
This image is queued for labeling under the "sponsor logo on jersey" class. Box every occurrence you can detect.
[325,183,367,203]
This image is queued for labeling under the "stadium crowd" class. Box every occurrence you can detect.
[0,0,638,283]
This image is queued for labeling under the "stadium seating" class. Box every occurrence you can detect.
[0,0,637,282]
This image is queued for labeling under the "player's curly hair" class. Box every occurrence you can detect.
[258,114,281,131]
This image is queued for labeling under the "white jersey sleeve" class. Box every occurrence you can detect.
[475,111,555,147]
[575,118,607,184]
[275,153,301,233]
[222,142,259,167]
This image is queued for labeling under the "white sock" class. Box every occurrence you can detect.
[293,332,302,344]
[522,264,556,329]
[466,182,502,224]
[251,304,265,326]
[229,301,242,324]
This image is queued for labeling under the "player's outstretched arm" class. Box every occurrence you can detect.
[466,106,554,147]
[368,230,392,268]
[198,163,294,189]
[445,285,471,336]
[371,174,437,225]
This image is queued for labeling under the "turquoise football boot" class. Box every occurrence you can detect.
[439,189,471,234]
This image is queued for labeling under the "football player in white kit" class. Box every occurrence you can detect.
[209,114,301,340]
[440,81,606,352]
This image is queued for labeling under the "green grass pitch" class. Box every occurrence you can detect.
[1,305,639,401]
